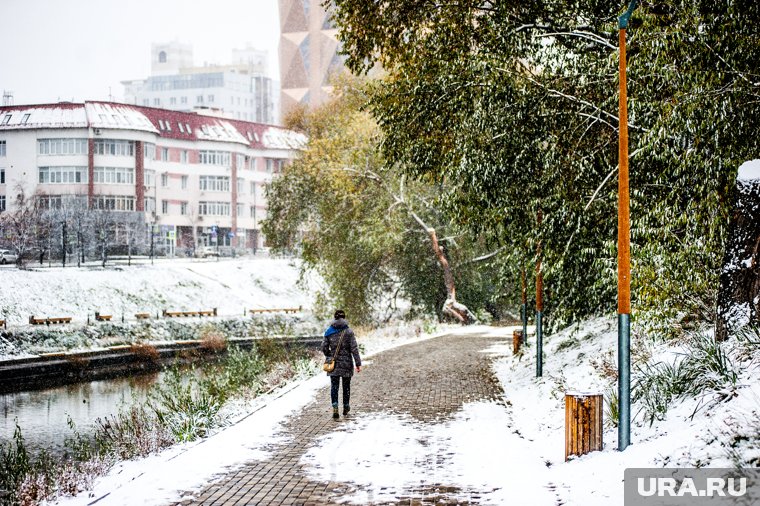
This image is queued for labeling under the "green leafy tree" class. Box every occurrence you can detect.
[328,0,760,332]
[263,77,503,323]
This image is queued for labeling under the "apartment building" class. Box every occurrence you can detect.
[123,42,278,125]
[0,101,305,254]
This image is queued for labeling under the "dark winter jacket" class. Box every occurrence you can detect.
[321,318,361,377]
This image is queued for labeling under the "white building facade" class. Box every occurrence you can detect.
[0,101,305,254]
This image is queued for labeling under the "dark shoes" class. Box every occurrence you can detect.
[331,405,350,419]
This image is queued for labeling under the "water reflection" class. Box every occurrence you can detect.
[0,371,162,455]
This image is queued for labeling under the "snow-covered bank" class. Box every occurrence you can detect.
[46,323,459,506]
[0,257,312,326]
[44,319,759,505]
[49,375,328,506]
[300,320,759,505]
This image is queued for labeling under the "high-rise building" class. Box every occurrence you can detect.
[278,0,347,119]
[123,42,278,125]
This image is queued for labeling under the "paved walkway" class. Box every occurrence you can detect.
[174,332,505,506]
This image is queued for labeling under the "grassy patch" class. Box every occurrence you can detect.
[633,331,739,425]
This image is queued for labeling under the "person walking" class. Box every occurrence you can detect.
[322,309,361,419]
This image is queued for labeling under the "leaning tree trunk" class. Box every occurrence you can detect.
[716,163,760,341]
[427,228,475,324]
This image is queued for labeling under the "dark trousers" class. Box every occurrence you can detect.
[330,376,351,407]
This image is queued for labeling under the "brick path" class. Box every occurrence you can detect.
[175,332,504,506]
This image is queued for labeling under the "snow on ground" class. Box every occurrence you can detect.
[46,324,459,506]
[738,159,760,181]
[0,256,313,325]
[51,375,327,506]
[299,320,759,505]
[43,318,758,505]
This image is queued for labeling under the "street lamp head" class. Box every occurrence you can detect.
[619,0,638,29]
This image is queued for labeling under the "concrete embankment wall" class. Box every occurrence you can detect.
[0,337,323,393]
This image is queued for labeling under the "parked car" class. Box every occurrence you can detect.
[199,246,220,258]
[0,249,17,264]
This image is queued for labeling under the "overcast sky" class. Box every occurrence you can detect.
[0,0,280,106]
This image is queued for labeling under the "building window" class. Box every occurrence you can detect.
[21,114,30,125]
[93,195,135,211]
[181,96,188,104]
[93,166,134,184]
[197,95,203,104]
[236,154,245,169]
[180,201,188,215]
[161,173,169,187]
[185,123,191,134]
[250,206,255,218]
[208,94,214,103]
[158,51,167,63]
[199,175,230,192]
[144,143,156,160]
[250,181,255,196]
[161,200,169,214]
[198,150,230,166]
[143,99,150,106]
[154,98,161,106]
[178,122,184,133]
[144,197,156,214]
[2,115,11,125]
[198,201,230,216]
[159,120,165,130]
[0,195,5,212]
[237,203,244,216]
[181,175,188,189]
[0,168,5,184]
[38,194,87,210]
[170,97,177,105]
[180,150,188,164]
[93,139,134,157]
[144,169,155,186]
[237,178,244,194]
[160,147,169,161]
[0,140,5,156]
[39,166,88,184]
[266,158,274,173]
[38,138,88,156]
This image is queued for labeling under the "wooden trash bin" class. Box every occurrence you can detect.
[513,329,523,354]
[565,391,603,461]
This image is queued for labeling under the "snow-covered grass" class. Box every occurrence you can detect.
[0,256,312,326]
[0,257,326,359]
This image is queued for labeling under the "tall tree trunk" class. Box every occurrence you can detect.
[716,170,760,340]
[428,228,475,324]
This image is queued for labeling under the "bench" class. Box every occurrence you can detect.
[95,312,112,322]
[135,312,151,320]
[163,308,217,318]
[249,307,301,315]
[30,316,73,325]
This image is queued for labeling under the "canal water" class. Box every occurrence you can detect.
[0,372,162,455]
